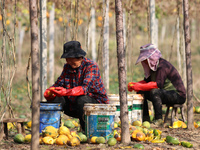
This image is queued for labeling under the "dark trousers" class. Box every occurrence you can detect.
[51,95,99,131]
[140,89,185,120]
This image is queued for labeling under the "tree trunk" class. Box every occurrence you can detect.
[91,7,96,62]
[40,0,47,101]
[115,0,130,144]
[29,0,40,149]
[18,22,25,67]
[123,10,127,74]
[177,16,181,74]
[149,0,158,46]
[183,0,193,129]
[182,29,187,86]
[49,3,55,85]
[123,10,126,52]
[103,0,109,92]
[176,0,182,76]
[0,0,6,106]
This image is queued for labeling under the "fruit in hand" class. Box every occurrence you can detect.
[48,87,55,96]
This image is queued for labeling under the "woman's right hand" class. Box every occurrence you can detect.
[128,82,136,92]
[44,87,56,101]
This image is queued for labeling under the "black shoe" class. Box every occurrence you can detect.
[143,116,150,122]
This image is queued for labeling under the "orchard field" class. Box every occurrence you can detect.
[1,0,200,149]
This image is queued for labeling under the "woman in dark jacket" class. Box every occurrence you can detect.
[128,44,186,125]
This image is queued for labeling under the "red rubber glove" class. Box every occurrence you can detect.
[50,86,84,97]
[44,87,56,101]
[128,82,136,92]
[128,80,147,92]
[131,81,158,92]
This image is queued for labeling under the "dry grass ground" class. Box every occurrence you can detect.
[1,116,200,150]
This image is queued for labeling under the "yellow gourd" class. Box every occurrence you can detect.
[58,126,70,136]
[42,136,54,145]
[7,122,15,130]
[27,121,32,128]
[56,135,69,145]
[42,126,58,139]
[72,120,79,127]
[131,129,141,140]
[90,136,98,144]
[136,132,146,141]
[39,136,43,144]
[24,134,31,143]
[194,122,199,128]
[67,136,80,146]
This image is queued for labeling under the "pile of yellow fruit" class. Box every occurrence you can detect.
[12,116,196,148]
[39,124,85,146]
[112,120,164,143]
[13,119,86,146]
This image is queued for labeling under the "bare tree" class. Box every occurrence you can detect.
[183,0,193,129]
[40,0,47,101]
[176,0,182,75]
[149,0,158,46]
[103,0,110,92]
[115,0,130,144]
[91,7,96,62]
[49,3,55,85]
[29,0,40,149]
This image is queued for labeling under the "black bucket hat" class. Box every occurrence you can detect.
[61,41,86,58]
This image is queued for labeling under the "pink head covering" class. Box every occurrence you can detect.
[135,44,162,78]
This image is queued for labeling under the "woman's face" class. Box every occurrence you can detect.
[141,59,151,78]
[66,57,83,69]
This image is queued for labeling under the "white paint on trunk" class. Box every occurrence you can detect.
[103,0,110,91]
[49,3,55,85]
[40,0,47,101]
[87,24,91,52]
[149,0,158,46]
[18,26,25,66]
[91,7,96,62]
